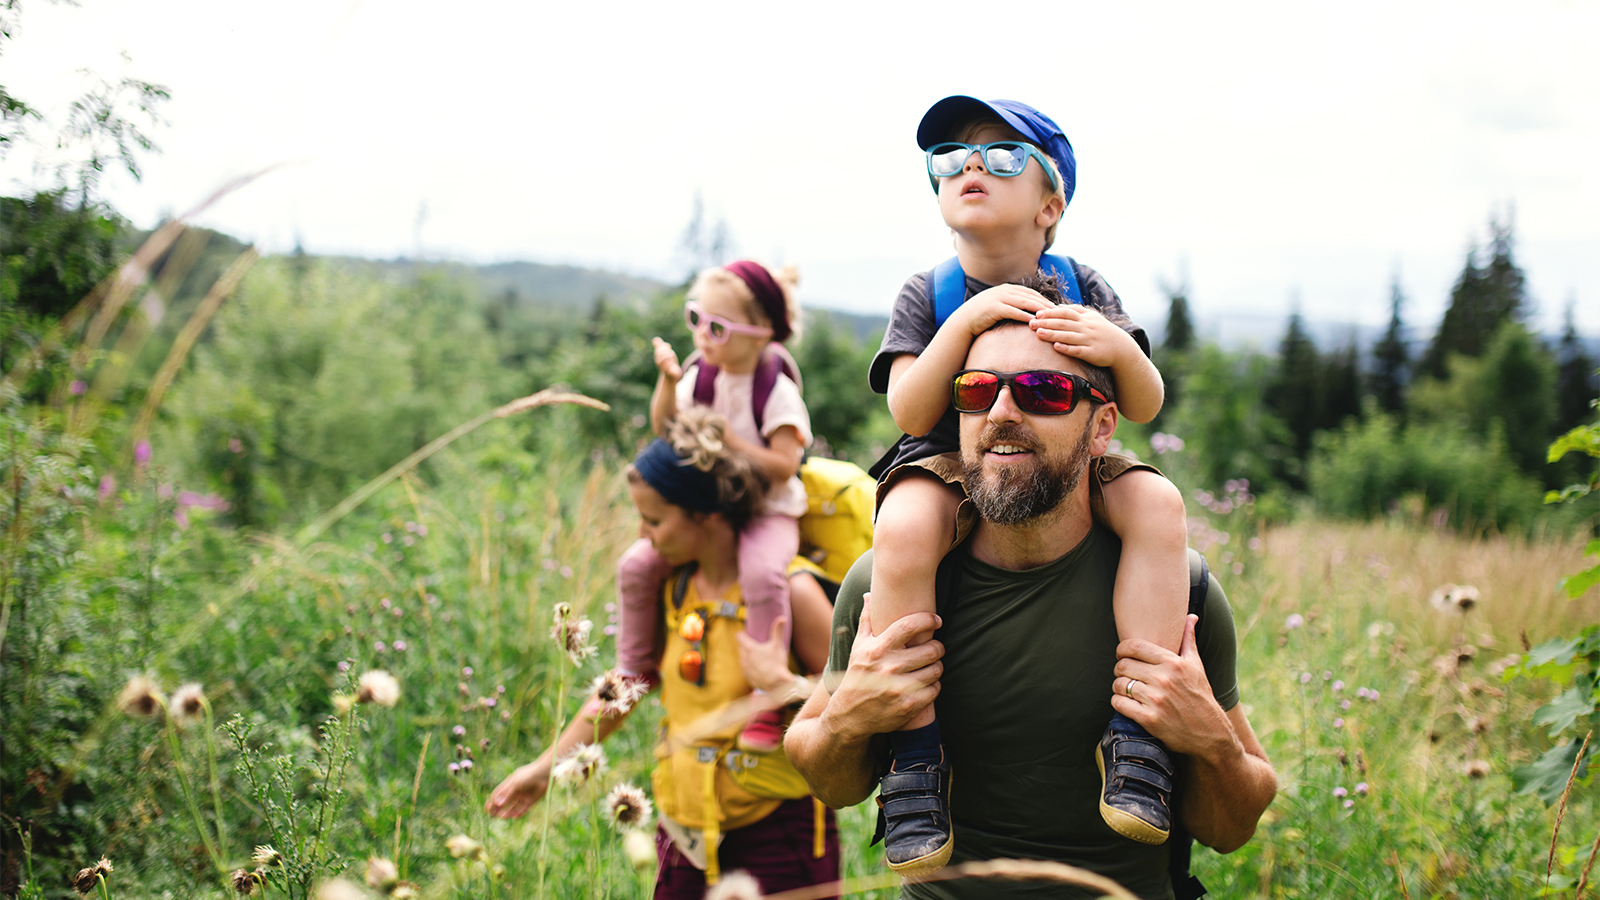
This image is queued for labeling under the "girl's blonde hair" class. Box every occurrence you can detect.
[625,407,769,531]
[687,263,804,344]
[955,116,1067,252]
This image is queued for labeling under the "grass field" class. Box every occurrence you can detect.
[5,423,1598,900]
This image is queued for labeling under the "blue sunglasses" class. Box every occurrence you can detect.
[925,141,1061,194]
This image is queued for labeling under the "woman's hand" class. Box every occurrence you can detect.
[652,337,683,381]
[736,616,797,698]
[485,759,552,820]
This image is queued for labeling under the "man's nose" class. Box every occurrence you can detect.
[988,385,1024,423]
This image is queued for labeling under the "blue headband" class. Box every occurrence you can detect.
[634,439,721,514]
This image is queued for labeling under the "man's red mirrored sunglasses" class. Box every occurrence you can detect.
[951,369,1108,416]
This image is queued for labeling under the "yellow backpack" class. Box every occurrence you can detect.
[797,457,876,584]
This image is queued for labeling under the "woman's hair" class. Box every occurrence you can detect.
[687,262,804,344]
[954,115,1067,251]
[625,407,769,531]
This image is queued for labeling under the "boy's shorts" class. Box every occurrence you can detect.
[876,451,1159,547]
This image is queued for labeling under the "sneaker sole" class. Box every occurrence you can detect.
[885,771,955,876]
[1096,747,1170,845]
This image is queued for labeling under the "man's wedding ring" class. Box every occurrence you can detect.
[1125,678,1141,700]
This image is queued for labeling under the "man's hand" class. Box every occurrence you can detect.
[485,760,552,820]
[956,284,1053,337]
[1111,615,1235,759]
[652,336,683,381]
[1030,305,1139,369]
[822,596,944,744]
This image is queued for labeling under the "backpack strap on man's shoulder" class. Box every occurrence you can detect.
[1169,549,1211,900]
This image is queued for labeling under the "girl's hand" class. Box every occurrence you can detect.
[485,760,551,819]
[956,284,1053,337]
[1031,305,1137,368]
[652,337,683,381]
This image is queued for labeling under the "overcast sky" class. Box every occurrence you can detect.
[3,0,1596,341]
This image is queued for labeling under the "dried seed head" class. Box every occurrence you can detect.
[94,859,113,877]
[1470,716,1492,734]
[590,670,650,716]
[73,867,99,895]
[552,616,597,665]
[445,834,485,861]
[552,602,572,627]
[1428,583,1481,615]
[604,783,653,830]
[390,882,420,899]
[1464,759,1490,778]
[118,676,165,718]
[315,878,368,900]
[705,870,766,900]
[624,829,656,871]
[171,683,207,723]
[365,857,399,892]
[552,743,607,785]
[252,846,282,868]
[231,868,258,896]
[356,670,401,707]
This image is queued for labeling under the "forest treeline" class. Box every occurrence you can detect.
[2,191,1595,536]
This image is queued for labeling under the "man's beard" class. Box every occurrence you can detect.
[963,418,1095,526]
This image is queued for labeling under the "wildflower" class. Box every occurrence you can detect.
[1356,687,1370,699]
[1332,718,1344,728]
[99,474,116,501]
[357,670,401,707]
[1299,672,1311,684]
[73,866,98,894]
[316,878,368,900]
[1333,786,1347,798]
[1355,782,1369,795]
[231,868,259,895]
[1427,583,1481,615]
[391,883,420,899]
[605,783,653,830]
[1284,614,1304,630]
[1368,690,1380,702]
[452,725,466,736]
[1331,680,1344,692]
[552,602,571,626]
[1470,716,1491,734]
[552,615,597,665]
[460,759,473,770]
[252,846,282,867]
[624,829,656,871]
[449,762,461,774]
[337,660,351,673]
[1464,759,1490,778]
[365,857,399,892]
[118,676,165,718]
[374,641,386,653]
[171,683,206,723]
[392,640,407,652]
[552,743,607,785]
[706,870,765,900]
[134,439,152,467]
[463,666,474,677]
[590,670,650,716]
[1342,799,1354,809]
[230,437,243,453]
[1341,700,1351,711]
[445,834,485,861]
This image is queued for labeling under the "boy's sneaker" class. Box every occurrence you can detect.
[737,708,784,753]
[874,756,954,874]
[1096,717,1173,844]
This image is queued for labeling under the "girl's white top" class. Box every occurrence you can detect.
[675,363,812,519]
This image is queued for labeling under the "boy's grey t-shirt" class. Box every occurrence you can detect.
[868,264,1150,474]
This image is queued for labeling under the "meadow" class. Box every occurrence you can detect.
[3,224,1598,899]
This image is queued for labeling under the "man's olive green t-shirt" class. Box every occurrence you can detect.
[824,526,1240,900]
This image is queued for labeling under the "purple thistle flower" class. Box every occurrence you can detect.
[1343,799,1354,809]
[374,641,386,653]
[393,640,407,652]
[1355,782,1368,795]
[452,725,466,737]
[134,439,152,467]
[1333,787,1348,798]
[1333,717,1345,728]
[69,379,87,395]
[99,474,116,501]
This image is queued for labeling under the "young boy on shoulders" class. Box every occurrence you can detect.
[866,95,1190,874]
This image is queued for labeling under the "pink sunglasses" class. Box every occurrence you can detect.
[684,300,773,344]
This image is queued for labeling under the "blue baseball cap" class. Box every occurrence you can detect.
[916,96,1076,207]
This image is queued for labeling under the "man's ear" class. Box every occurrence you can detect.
[1088,402,1119,456]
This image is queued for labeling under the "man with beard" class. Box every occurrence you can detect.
[785,298,1276,900]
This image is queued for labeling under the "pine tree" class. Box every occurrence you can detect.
[1164,283,1195,354]
[1555,300,1597,431]
[1321,339,1363,430]
[1420,214,1526,378]
[1264,310,1323,481]
[1369,275,1409,413]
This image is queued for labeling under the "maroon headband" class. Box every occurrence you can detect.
[724,260,791,343]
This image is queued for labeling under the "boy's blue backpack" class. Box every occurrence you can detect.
[929,252,1084,328]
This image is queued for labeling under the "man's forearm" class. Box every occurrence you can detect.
[784,688,879,809]
[1180,706,1276,853]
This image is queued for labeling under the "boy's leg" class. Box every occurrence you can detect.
[616,538,673,678]
[735,514,800,752]
[869,471,960,873]
[1095,467,1189,844]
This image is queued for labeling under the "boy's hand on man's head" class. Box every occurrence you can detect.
[652,336,683,381]
[1031,306,1138,368]
[958,284,1053,337]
